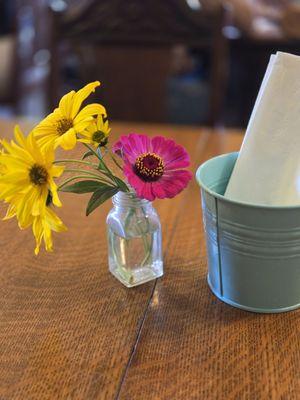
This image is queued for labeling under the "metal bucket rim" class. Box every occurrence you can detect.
[195,152,300,211]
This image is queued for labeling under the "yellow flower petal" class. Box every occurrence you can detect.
[17,187,39,226]
[36,134,58,151]
[46,207,67,232]
[74,103,106,124]
[73,118,94,133]
[59,90,75,118]
[50,165,65,178]
[33,217,43,255]
[33,206,67,255]
[2,139,34,165]
[71,81,100,119]
[14,125,27,148]
[56,127,77,150]
[78,138,92,144]
[3,203,16,220]
[49,178,61,207]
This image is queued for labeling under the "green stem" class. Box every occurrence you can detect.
[83,143,102,161]
[140,237,152,267]
[64,168,112,181]
[84,143,116,177]
[58,175,109,190]
[125,207,152,267]
[84,143,127,190]
[110,233,133,283]
[111,204,153,285]
[108,148,123,171]
[56,159,116,186]
[139,211,152,267]
[54,159,98,168]
[98,147,109,159]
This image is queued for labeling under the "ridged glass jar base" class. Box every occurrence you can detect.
[109,259,163,288]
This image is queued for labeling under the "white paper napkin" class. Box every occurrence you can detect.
[225,51,300,206]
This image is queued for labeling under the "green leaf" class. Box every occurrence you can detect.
[86,186,119,216]
[60,180,108,194]
[82,150,94,160]
[113,176,129,192]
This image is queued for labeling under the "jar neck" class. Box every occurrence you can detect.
[112,191,151,209]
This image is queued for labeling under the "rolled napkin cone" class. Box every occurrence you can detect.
[225,51,300,206]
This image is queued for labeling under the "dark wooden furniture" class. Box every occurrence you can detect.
[1,118,300,399]
[49,0,227,125]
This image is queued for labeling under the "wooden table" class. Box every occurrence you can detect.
[1,118,298,400]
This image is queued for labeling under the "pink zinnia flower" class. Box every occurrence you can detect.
[113,134,192,201]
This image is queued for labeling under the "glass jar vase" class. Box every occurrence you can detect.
[106,191,163,287]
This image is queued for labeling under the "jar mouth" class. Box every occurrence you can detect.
[112,190,150,208]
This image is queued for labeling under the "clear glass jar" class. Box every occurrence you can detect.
[106,191,163,287]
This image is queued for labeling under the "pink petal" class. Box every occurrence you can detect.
[112,139,123,157]
[123,163,155,201]
[124,134,150,157]
[151,136,190,169]
[123,163,141,186]
[156,170,192,198]
[164,145,190,170]
[114,133,151,163]
[113,135,137,162]
[140,183,155,201]
[151,136,167,153]
[151,181,168,199]
[133,134,151,153]
[151,136,175,157]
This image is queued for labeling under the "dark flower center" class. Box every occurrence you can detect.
[29,164,48,186]
[57,118,73,135]
[92,130,108,146]
[134,152,164,182]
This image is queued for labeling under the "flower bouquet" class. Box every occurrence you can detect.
[0,82,192,287]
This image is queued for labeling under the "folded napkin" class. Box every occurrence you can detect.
[225,51,300,206]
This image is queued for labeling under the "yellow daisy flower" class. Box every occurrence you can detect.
[33,81,106,150]
[0,126,64,229]
[79,115,111,148]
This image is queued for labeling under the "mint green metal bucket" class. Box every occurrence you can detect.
[196,152,300,313]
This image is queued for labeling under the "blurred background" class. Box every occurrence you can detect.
[1,0,300,127]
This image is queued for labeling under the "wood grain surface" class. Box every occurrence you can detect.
[1,118,296,400]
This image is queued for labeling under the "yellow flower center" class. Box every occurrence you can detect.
[56,118,73,136]
[29,164,49,186]
[134,152,164,182]
[92,130,108,146]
